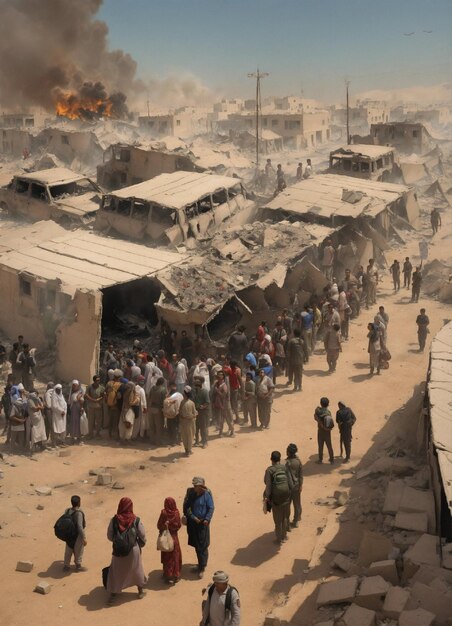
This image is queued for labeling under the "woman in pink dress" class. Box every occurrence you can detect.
[157,497,182,584]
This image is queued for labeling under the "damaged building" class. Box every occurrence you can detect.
[96,142,201,190]
[0,168,102,223]
[329,145,397,181]
[95,171,257,247]
[370,121,433,154]
[0,221,184,382]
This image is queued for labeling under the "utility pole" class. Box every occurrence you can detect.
[247,68,269,170]
[146,93,150,117]
[345,79,351,145]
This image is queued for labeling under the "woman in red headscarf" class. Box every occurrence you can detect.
[157,497,182,584]
[106,497,147,604]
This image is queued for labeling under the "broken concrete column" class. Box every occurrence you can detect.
[96,473,112,486]
[367,559,399,585]
[342,603,376,626]
[353,575,391,611]
[398,608,435,626]
[316,576,359,606]
[382,585,410,619]
[34,581,51,594]
[16,561,33,572]
[358,530,393,567]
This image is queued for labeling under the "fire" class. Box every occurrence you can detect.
[55,92,114,120]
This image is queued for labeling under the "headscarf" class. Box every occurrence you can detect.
[115,497,136,532]
[162,497,181,527]
[51,384,67,413]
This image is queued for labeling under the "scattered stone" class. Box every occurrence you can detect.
[399,486,435,533]
[342,603,375,626]
[382,585,410,619]
[332,553,355,573]
[358,531,393,567]
[404,534,441,577]
[367,559,399,585]
[334,491,349,506]
[96,473,112,486]
[394,511,428,533]
[16,561,33,572]
[58,450,71,457]
[263,618,289,626]
[89,467,106,476]
[398,608,435,626]
[34,581,51,595]
[407,581,452,623]
[112,482,124,490]
[429,577,451,595]
[316,576,359,606]
[354,575,390,611]
[35,486,52,496]
[36,504,44,511]
[382,480,406,514]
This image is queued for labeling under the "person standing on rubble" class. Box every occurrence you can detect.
[403,257,413,290]
[416,308,430,352]
[430,207,442,235]
[390,260,401,292]
[336,402,356,463]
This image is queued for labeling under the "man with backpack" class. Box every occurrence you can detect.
[55,495,87,572]
[264,451,292,546]
[201,570,241,626]
[314,397,335,464]
[285,443,303,528]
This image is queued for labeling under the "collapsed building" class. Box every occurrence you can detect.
[370,121,433,155]
[262,174,420,273]
[0,221,184,382]
[329,145,397,181]
[95,171,257,247]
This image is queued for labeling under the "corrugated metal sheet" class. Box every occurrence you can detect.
[0,221,185,294]
[265,173,406,219]
[330,144,396,159]
[429,321,452,511]
[17,167,88,185]
[112,171,242,209]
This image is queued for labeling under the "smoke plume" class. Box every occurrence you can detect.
[0,0,140,116]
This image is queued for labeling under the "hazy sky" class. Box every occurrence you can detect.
[99,0,452,104]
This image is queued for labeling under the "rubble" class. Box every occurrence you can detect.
[394,511,429,533]
[367,559,399,585]
[35,486,52,496]
[16,561,33,572]
[353,575,391,611]
[398,608,435,626]
[358,531,393,567]
[34,581,51,595]
[96,473,112,486]
[331,553,357,574]
[342,603,376,626]
[406,581,452,623]
[112,482,125,490]
[382,586,410,619]
[316,576,359,606]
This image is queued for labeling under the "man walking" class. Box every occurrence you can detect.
[390,260,401,292]
[416,308,430,352]
[286,328,307,391]
[336,402,356,463]
[403,257,412,289]
[264,451,292,546]
[62,495,87,572]
[201,571,241,626]
[314,397,335,464]
[285,444,303,528]
[183,477,214,579]
[193,375,210,448]
[411,265,423,303]
[430,207,442,235]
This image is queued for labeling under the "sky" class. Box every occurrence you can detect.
[98,0,452,105]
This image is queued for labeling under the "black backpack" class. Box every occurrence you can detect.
[112,517,139,557]
[54,510,78,544]
[205,584,239,624]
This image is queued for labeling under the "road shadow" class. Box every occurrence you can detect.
[349,373,371,383]
[231,531,277,567]
[269,558,310,595]
[352,362,369,370]
[148,451,181,463]
[78,585,109,611]
[304,369,331,377]
[37,560,69,580]
[303,457,338,477]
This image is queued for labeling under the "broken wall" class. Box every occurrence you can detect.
[0,128,34,158]
[55,289,102,383]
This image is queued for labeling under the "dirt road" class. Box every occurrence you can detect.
[0,213,450,626]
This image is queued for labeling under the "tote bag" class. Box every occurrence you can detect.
[80,410,89,436]
[156,528,174,552]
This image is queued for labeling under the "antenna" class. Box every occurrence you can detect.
[247,69,269,169]
[345,79,351,145]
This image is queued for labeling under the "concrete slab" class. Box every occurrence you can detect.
[394,511,429,533]
[382,585,410,619]
[404,534,441,570]
[368,559,399,585]
[34,581,51,594]
[399,486,436,533]
[358,531,393,567]
[354,575,390,611]
[316,576,359,607]
[16,561,33,572]
[407,580,452,623]
[332,553,355,573]
[382,480,406,514]
[398,608,435,626]
[342,603,375,626]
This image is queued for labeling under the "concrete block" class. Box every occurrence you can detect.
[58,449,71,457]
[112,481,124,489]
[358,530,393,567]
[404,534,440,568]
[382,585,410,619]
[316,576,359,606]
[383,480,406,514]
[399,486,435,533]
[89,467,106,476]
[407,580,452,623]
[399,608,435,626]
[96,473,112,486]
[429,577,451,595]
[394,511,428,533]
[16,561,33,572]
[367,559,399,585]
[332,553,355,573]
[354,575,390,611]
[342,603,375,626]
[410,564,452,586]
[34,581,51,595]
[35,486,52,496]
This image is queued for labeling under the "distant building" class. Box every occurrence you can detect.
[329,144,397,181]
[332,102,390,138]
[138,107,209,138]
[370,122,433,154]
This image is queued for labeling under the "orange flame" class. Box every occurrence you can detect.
[55,92,114,120]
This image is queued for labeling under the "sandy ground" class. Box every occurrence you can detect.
[0,200,451,626]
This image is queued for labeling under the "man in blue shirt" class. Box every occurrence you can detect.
[183,476,215,579]
[300,306,314,358]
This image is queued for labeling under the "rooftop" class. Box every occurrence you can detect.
[14,167,90,186]
[330,144,396,160]
[111,171,242,210]
[264,173,409,219]
[0,221,184,294]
